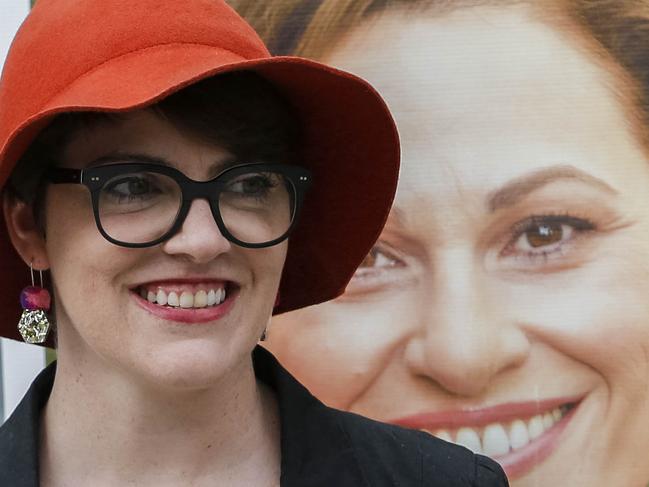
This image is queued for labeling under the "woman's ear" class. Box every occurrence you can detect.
[2,191,49,270]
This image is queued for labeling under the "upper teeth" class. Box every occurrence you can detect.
[423,406,567,457]
[142,288,226,308]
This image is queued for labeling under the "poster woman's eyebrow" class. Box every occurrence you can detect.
[487,165,618,212]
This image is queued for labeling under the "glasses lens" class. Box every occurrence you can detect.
[218,170,295,245]
[98,171,181,244]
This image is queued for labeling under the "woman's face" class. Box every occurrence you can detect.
[266,5,649,485]
[42,110,287,389]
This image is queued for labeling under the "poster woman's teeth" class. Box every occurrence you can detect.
[140,288,226,308]
[424,405,570,457]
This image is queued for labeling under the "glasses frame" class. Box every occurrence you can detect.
[45,161,312,249]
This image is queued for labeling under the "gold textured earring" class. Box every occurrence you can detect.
[17,263,51,344]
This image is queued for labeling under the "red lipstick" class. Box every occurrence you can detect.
[131,280,237,324]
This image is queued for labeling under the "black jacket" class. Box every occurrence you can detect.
[0,347,508,486]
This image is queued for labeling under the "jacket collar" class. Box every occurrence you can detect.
[254,347,364,484]
[0,347,361,486]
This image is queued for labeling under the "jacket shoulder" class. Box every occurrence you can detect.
[0,363,55,487]
[332,408,509,486]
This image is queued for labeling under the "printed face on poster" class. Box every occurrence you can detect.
[229,1,649,485]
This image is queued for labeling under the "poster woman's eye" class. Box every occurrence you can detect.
[358,245,400,270]
[344,243,409,295]
[516,221,571,251]
[501,215,595,264]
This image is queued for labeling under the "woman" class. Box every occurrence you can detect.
[230,0,649,485]
[0,0,508,486]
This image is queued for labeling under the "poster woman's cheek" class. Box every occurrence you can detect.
[266,4,649,486]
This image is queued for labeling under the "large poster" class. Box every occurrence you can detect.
[229,1,649,485]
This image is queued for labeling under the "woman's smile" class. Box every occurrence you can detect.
[390,396,582,478]
[132,278,239,324]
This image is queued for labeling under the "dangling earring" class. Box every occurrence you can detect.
[17,263,52,344]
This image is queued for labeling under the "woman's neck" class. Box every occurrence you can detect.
[39,351,281,487]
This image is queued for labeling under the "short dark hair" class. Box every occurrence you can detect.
[7,71,300,209]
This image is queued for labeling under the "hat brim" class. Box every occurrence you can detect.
[0,44,399,345]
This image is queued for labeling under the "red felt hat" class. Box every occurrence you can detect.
[0,0,399,344]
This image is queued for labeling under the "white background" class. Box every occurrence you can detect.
[0,0,46,422]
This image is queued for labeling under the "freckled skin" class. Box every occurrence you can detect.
[266,5,649,486]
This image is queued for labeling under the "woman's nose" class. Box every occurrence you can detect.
[161,199,232,263]
[404,249,530,397]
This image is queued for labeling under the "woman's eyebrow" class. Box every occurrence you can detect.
[87,152,168,167]
[487,165,618,212]
[86,152,238,173]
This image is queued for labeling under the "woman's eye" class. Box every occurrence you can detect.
[515,221,572,250]
[228,173,277,197]
[105,176,158,200]
[358,246,399,270]
[502,215,595,261]
[352,244,405,279]
[342,243,412,297]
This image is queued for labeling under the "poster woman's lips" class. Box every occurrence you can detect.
[390,396,583,479]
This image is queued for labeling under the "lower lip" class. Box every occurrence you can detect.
[496,405,577,479]
[132,290,237,324]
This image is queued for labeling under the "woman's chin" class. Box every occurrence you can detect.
[127,343,249,392]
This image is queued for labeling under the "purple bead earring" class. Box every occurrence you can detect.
[17,263,51,344]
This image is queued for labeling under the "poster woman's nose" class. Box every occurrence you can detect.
[404,251,530,396]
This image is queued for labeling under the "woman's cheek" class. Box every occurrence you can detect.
[510,254,649,387]
[267,291,419,409]
[550,276,649,471]
[45,194,136,346]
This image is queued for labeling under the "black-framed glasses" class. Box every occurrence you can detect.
[45,162,312,248]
